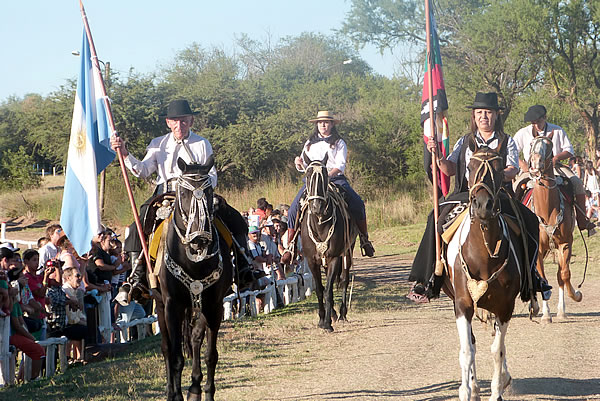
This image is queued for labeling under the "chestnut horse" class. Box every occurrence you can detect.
[444,140,526,401]
[527,135,581,322]
[155,156,233,401]
[301,153,357,332]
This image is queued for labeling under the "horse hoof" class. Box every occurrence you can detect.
[573,291,583,302]
[541,315,552,324]
[187,392,202,401]
[322,325,334,333]
[556,312,567,321]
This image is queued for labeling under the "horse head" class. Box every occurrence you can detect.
[173,155,215,251]
[303,152,330,217]
[529,136,554,178]
[467,136,505,222]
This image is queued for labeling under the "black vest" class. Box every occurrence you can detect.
[453,132,509,195]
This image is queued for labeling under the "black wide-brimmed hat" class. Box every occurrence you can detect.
[160,99,199,118]
[466,92,504,110]
[524,105,547,123]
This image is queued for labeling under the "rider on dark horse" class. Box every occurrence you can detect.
[280,111,375,265]
[110,99,254,304]
[513,104,596,236]
[408,92,551,303]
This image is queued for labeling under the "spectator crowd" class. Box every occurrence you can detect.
[0,224,151,382]
[0,197,300,381]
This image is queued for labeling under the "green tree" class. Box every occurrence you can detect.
[0,146,40,190]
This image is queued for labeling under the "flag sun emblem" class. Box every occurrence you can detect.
[74,129,87,155]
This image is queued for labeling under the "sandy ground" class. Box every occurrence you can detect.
[219,253,600,401]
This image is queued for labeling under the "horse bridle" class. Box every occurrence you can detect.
[173,172,218,263]
[528,135,564,244]
[467,151,505,258]
[468,151,503,219]
[529,136,557,189]
[165,170,223,312]
[304,161,345,261]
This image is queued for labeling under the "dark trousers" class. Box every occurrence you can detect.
[288,175,366,230]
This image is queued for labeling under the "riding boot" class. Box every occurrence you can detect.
[574,193,596,235]
[356,219,375,257]
[115,252,151,306]
[280,228,296,265]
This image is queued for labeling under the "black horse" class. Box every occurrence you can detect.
[155,156,233,401]
[301,153,358,332]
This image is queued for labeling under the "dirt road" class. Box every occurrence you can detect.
[219,253,600,401]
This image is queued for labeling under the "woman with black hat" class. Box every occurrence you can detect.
[408,92,545,303]
[281,111,375,264]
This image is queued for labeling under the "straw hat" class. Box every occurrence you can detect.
[309,111,341,124]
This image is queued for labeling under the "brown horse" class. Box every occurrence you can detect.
[527,135,581,322]
[443,139,526,401]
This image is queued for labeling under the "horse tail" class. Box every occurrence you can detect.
[182,308,193,357]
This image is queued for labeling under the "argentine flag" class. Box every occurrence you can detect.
[60,29,115,256]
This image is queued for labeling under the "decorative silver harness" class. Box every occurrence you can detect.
[172,173,218,262]
[165,168,222,311]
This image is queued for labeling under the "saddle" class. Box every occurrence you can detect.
[517,177,573,209]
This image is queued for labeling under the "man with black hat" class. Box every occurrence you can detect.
[110,99,253,303]
[513,104,595,235]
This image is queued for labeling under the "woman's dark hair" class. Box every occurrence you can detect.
[307,125,342,151]
[469,109,504,135]
[256,197,268,211]
[22,249,38,262]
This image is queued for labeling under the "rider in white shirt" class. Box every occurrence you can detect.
[513,105,595,235]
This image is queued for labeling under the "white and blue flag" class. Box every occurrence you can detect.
[60,29,115,256]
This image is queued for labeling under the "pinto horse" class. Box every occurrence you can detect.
[527,135,581,322]
[155,156,233,401]
[301,153,357,332]
[444,139,526,401]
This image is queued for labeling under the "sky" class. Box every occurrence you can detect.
[0,0,404,102]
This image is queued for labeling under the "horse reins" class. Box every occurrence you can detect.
[304,161,352,265]
[468,151,504,258]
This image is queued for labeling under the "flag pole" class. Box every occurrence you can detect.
[424,0,443,276]
[79,1,153,281]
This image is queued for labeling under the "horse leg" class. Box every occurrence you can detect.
[309,260,326,329]
[202,310,223,401]
[337,255,351,322]
[456,314,477,401]
[489,318,511,401]
[187,318,206,401]
[163,298,186,401]
[556,243,582,320]
[322,258,342,332]
[537,257,553,323]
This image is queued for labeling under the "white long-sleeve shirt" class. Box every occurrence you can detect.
[123,131,218,187]
[297,137,347,175]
